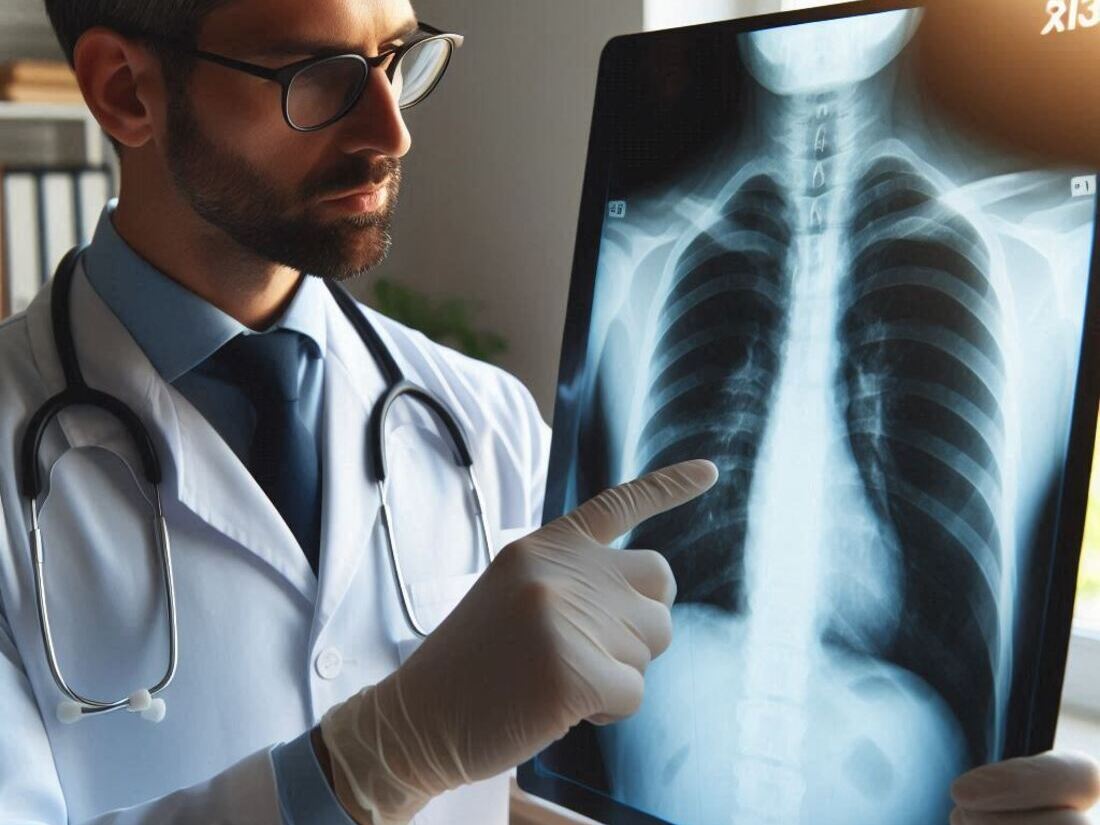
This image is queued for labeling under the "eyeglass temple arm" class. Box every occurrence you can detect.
[189,48,281,81]
[407,22,464,49]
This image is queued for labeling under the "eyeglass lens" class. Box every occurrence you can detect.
[286,38,453,129]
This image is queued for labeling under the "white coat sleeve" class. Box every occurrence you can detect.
[0,597,285,825]
[0,584,66,822]
[525,399,553,529]
[0,497,284,825]
[504,375,552,529]
[508,379,553,790]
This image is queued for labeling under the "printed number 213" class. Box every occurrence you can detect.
[1044,0,1100,34]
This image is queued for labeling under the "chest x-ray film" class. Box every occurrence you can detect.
[518,2,1100,823]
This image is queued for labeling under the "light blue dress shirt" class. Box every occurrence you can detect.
[82,199,356,825]
[83,199,327,468]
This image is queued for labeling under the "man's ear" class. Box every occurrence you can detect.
[72,26,165,151]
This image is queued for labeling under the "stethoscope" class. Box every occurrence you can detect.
[20,244,495,725]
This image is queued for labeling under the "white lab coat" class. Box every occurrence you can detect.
[0,259,552,823]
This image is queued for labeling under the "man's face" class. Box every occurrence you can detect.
[161,0,416,281]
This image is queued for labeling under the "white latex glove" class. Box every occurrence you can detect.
[320,459,720,825]
[951,751,1100,825]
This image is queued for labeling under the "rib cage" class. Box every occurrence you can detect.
[629,174,796,613]
[833,154,1006,764]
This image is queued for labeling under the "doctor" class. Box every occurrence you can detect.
[0,2,1094,825]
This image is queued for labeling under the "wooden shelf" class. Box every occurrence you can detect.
[0,100,89,119]
[0,99,105,165]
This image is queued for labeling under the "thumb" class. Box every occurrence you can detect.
[951,751,1100,811]
[550,459,719,545]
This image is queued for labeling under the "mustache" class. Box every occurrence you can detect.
[313,158,401,199]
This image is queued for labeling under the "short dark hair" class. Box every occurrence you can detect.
[42,0,234,158]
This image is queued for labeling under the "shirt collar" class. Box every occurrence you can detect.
[82,198,328,384]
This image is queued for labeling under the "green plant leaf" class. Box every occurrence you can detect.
[366,278,509,363]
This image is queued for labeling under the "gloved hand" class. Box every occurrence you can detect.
[320,459,720,825]
[951,750,1100,825]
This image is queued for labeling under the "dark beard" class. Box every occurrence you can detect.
[162,81,401,282]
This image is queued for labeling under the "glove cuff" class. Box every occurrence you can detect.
[319,672,455,824]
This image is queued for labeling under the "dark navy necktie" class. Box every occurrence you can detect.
[217,330,322,575]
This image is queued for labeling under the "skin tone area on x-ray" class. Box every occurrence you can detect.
[912,0,1100,170]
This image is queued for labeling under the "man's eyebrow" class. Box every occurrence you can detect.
[253,18,421,57]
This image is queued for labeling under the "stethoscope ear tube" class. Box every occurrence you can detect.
[20,387,163,499]
[23,246,177,724]
[19,246,162,499]
[369,381,475,481]
[367,377,493,640]
[28,483,177,724]
[324,282,496,638]
[323,279,478,480]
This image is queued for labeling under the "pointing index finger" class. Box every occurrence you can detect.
[555,459,719,545]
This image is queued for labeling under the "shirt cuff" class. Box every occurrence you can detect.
[272,726,358,825]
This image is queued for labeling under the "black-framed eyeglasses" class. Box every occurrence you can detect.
[159,22,463,132]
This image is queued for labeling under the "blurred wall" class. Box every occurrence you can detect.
[0,0,62,60]
[364,0,645,418]
[645,0,778,30]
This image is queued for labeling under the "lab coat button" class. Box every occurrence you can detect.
[315,647,343,680]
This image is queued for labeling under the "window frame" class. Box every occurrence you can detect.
[1063,627,1100,714]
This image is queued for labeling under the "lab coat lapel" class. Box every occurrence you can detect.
[313,292,387,629]
[24,260,317,605]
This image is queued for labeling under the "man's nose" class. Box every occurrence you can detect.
[338,62,412,158]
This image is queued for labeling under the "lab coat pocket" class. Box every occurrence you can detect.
[395,571,480,664]
[493,525,533,554]
[394,527,531,664]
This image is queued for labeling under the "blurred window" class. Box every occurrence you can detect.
[1076,427,1100,633]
